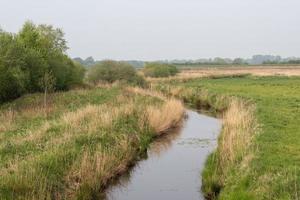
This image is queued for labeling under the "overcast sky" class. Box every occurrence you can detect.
[1,0,300,60]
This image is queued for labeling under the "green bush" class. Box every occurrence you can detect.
[0,21,86,103]
[87,60,146,87]
[0,64,25,102]
[143,63,178,77]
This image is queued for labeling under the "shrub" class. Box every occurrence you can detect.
[0,64,25,103]
[0,21,86,103]
[87,60,146,87]
[143,63,178,78]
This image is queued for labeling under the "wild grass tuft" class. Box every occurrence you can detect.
[146,99,185,134]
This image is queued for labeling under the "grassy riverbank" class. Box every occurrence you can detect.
[154,76,300,199]
[0,86,184,199]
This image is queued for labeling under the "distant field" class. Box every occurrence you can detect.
[180,65,300,76]
[146,66,300,81]
[175,64,300,69]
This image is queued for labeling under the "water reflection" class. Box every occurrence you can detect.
[105,110,222,200]
[149,125,183,157]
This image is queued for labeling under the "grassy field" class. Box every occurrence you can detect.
[0,86,184,199]
[154,75,300,199]
[1,73,299,200]
[146,66,300,82]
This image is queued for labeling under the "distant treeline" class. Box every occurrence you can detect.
[172,55,300,66]
[73,57,145,68]
[263,60,300,65]
[75,55,300,69]
[0,22,85,103]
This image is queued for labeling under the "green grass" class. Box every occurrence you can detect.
[156,76,300,199]
[0,86,168,199]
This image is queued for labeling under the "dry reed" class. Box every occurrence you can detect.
[216,98,257,184]
[146,99,185,134]
[0,109,15,132]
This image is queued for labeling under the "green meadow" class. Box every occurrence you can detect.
[0,86,184,199]
[155,76,300,199]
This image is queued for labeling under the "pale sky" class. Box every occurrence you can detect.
[1,0,300,60]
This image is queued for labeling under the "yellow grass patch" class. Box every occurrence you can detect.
[125,86,166,100]
[146,99,185,134]
[216,98,257,183]
[0,109,15,132]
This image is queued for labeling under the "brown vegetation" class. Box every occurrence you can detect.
[147,66,300,82]
[217,99,257,179]
[151,84,258,198]
[146,99,185,134]
[0,87,185,199]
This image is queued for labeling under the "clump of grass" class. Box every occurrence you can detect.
[0,108,15,132]
[125,86,185,134]
[125,86,166,100]
[202,98,257,198]
[146,99,185,134]
[219,99,256,166]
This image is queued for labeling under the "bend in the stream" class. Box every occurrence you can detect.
[105,110,222,200]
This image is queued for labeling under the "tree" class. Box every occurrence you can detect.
[0,22,85,103]
[213,57,227,64]
[39,71,55,116]
[36,24,68,53]
[143,63,178,77]
[233,58,246,65]
[87,60,146,86]
[0,30,27,102]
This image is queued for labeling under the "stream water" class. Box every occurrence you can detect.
[105,110,222,200]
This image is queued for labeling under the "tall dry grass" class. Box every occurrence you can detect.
[146,99,185,134]
[125,86,185,134]
[62,96,184,197]
[0,87,187,199]
[0,109,15,132]
[218,99,257,172]
[125,86,167,100]
[65,135,137,199]
[202,97,258,197]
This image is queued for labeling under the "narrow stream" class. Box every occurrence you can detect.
[106,110,222,200]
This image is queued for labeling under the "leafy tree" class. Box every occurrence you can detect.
[69,61,86,86]
[143,63,178,77]
[87,60,146,86]
[39,71,55,116]
[0,21,85,103]
[233,58,247,65]
[0,30,27,102]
